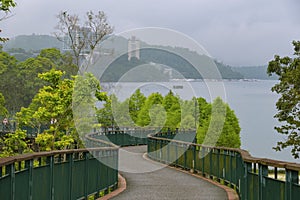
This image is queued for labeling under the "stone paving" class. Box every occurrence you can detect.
[111,146,228,200]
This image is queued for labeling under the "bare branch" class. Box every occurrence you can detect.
[53,10,114,73]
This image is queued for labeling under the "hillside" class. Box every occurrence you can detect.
[232,66,278,80]
[3,34,62,51]
[1,34,276,80]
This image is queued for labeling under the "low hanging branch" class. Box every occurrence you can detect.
[0,0,17,42]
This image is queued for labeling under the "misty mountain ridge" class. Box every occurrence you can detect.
[1,34,275,80]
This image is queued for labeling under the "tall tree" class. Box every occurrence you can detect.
[196,97,241,148]
[16,69,107,150]
[163,90,181,129]
[129,89,146,124]
[96,95,116,128]
[54,10,113,70]
[267,40,300,158]
[136,93,163,127]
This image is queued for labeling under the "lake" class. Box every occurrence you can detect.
[103,80,298,163]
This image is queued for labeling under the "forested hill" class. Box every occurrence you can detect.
[2,34,275,80]
[3,34,61,51]
[232,66,278,80]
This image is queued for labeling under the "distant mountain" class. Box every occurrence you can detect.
[3,34,62,51]
[232,66,278,80]
[1,34,276,80]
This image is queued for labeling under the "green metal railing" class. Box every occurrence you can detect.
[2,127,299,200]
[0,139,119,200]
[148,131,300,200]
[89,127,158,147]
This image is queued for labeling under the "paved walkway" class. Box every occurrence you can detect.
[111,146,228,200]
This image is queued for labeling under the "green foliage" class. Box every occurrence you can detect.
[267,40,300,158]
[0,129,30,158]
[136,92,163,127]
[16,69,106,151]
[35,133,54,151]
[73,72,108,139]
[96,95,116,128]
[96,89,241,148]
[0,48,78,114]
[196,97,241,148]
[0,92,7,115]
[0,0,16,12]
[129,89,146,123]
[163,91,181,129]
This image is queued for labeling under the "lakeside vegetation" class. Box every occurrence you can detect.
[0,46,241,157]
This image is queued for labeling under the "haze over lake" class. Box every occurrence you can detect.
[103,80,297,163]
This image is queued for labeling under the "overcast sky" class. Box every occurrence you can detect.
[1,0,299,66]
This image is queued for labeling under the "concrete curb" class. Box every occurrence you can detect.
[143,153,239,200]
[97,174,127,200]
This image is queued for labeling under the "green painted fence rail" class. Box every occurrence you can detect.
[2,127,300,200]
[88,127,158,147]
[147,130,300,200]
[0,141,119,200]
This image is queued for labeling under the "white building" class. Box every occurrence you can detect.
[128,36,140,61]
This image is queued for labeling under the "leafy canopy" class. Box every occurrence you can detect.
[267,40,300,158]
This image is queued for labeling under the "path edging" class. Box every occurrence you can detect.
[143,153,239,200]
[97,173,127,200]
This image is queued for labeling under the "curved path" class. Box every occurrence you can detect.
[111,146,229,200]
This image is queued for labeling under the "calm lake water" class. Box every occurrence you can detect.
[103,80,298,163]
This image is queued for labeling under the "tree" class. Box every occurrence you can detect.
[96,95,116,128]
[267,40,300,158]
[163,90,181,129]
[136,93,163,127]
[0,49,20,113]
[196,97,241,148]
[0,129,31,158]
[128,89,146,124]
[0,48,77,114]
[54,10,113,70]
[39,48,78,76]
[16,69,107,150]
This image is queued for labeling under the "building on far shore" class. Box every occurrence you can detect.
[128,36,140,61]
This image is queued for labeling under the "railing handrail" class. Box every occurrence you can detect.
[148,132,300,171]
[0,147,118,167]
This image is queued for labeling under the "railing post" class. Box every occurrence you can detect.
[223,150,227,180]
[216,149,220,180]
[209,148,212,177]
[84,152,89,199]
[201,147,205,176]
[49,155,54,200]
[167,140,170,164]
[9,163,15,200]
[230,151,233,184]
[193,144,196,173]
[68,153,73,200]
[258,163,268,200]
[184,144,187,169]
[285,169,299,200]
[175,142,178,166]
[243,162,252,200]
[26,159,33,200]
